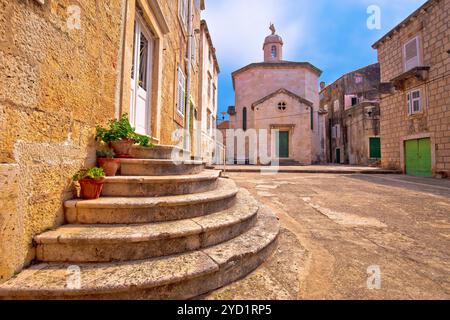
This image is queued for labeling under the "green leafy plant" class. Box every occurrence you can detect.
[95,114,153,148]
[96,149,115,158]
[72,167,106,182]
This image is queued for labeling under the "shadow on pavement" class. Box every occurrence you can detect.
[347,174,450,198]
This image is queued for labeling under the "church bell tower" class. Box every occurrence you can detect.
[263,23,283,62]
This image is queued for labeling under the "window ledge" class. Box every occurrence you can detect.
[390,66,430,90]
[407,111,425,118]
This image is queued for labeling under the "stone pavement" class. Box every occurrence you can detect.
[212,164,401,174]
[201,173,450,300]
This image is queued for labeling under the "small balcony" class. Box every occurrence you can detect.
[390,66,430,91]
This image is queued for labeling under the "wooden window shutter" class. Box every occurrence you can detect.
[404,37,420,71]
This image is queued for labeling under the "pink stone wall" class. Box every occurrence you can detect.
[253,92,313,164]
[230,65,321,163]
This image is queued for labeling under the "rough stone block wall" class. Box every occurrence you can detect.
[0,0,125,282]
[156,0,201,146]
[319,63,381,164]
[376,0,450,172]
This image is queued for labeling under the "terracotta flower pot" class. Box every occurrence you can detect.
[109,139,134,158]
[79,178,106,200]
[98,158,121,176]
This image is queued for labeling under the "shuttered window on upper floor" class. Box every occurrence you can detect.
[404,36,420,71]
[179,0,189,30]
[176,66,186,117]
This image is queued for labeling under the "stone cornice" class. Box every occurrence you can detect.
[232,61,322,90]
[251,88,314,110]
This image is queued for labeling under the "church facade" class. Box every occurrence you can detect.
[228,26,323,164]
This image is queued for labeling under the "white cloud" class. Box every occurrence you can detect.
[203,0,428,72]
[202,0,309,70]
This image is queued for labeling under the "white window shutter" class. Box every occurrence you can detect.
[176,67,186,116]
[404,37,420,71]
[407,92,412,114]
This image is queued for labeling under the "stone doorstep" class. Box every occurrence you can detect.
[118,159,205,165]
[103,169,220,184]
[65,178,240,224]
[100,170,221,197]
[0,207,280,299]
[217,166,402,174]
[118,159,206,176]
[130,145,190,160]
[66,178,238,209]
[33,191,259,262]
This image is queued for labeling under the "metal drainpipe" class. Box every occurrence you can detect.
[185,0,193,154]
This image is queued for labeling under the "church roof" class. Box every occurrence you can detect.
[251,88,314,110]
[232,61,322,90]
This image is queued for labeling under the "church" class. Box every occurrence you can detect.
[227,25,323,165]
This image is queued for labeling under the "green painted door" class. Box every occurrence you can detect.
[369,137,381,159]
[405,138,432,177]
[335,148,341,164]
[277,131,289,158]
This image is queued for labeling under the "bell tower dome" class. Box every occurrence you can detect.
[263,23,283,62]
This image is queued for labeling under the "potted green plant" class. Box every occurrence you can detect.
[96,149,120,177]
[73,167,106,200]
[96,114,152,158]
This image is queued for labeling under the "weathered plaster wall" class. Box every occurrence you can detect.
[344,103,381,165]
[319,63,381,164]
[0,0,125,282]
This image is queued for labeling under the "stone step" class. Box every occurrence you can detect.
[0,206,279,300]
[119,159,205,176]
[66,178,238,224]
[101,170,220,197]
[35,190,259,263]
[130,145,189,160]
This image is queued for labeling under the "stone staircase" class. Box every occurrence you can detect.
[0,145,279,300]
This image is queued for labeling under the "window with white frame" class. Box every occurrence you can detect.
[333,100,339,112]
[404,36,420,71]
[179,0,188,30]
[207,109,212,134]
[176,66,186,116]
[207,74,212,98]
[332,124,341,139]
[407,89,422,115]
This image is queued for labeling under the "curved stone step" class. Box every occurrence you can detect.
[119,159,205,176]
[66,178,238,224]
[35,191,259,263]
[0,206,279,300]
[101,170,220,197]
[130,145,189,160]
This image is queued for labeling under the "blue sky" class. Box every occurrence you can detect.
[202,0,427,121]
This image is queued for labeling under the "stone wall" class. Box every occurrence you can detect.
[253,92,313,164]
[0,0,206,283]
[344,103,381,165]
[374,0,450,173]
[319,63,380,164]
[154,0,202,147]
[0,0,126,282]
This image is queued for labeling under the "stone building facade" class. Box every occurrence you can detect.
[197,20,220,164]
[0,0,210,283]
[372,0,450,177]
[319,63,381,165]
[228,26,322,164]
